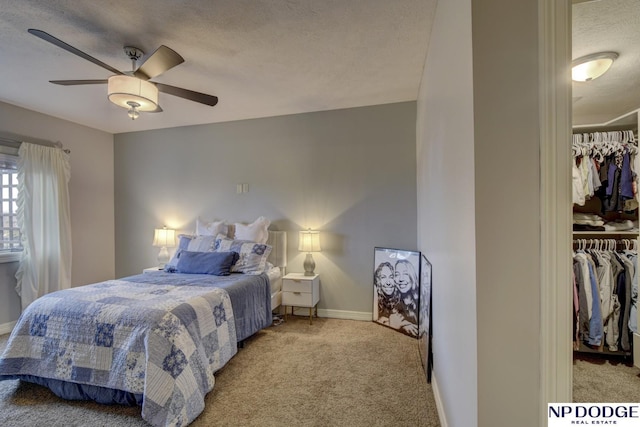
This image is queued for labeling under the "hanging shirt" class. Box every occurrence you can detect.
[573,162,586,205]
[627,252,638,334]
[586,261,603,346]
[621,151,634,199]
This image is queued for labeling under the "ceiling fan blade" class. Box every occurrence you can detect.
[156,83,219,106]
[28,29,124,76]
[133,45,184,80]
[149,105,163,113]
[50,79,108,85]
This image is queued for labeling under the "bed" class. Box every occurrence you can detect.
[0,230,287,427]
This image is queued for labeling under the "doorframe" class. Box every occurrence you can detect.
[539,0,572,420]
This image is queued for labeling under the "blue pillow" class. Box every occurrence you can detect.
[164,234,193,272]
[176,251,239,276]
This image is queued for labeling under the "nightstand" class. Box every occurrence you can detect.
[282,273,319,325]
[143,266,163,273]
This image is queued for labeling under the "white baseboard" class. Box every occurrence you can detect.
[0,321,16,336]
[318,308,371,321]
[283,307,372,321]
[431,372,448,427]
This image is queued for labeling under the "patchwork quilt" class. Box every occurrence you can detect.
[0,278,238,427]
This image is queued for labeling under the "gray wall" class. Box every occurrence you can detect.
[0,101,115,329]
[418,0,544,425]
[472,0,541,424]
[416,0,477,425]
[114,102,417,317]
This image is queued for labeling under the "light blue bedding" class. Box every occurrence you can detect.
[0,272,272,427]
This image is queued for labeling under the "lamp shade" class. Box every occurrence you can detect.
[152,227,176,248]
[298,230,321,252]
[108,75,159,111]
[571,52,618,82]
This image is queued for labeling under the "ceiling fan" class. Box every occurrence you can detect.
[28,29,218,120]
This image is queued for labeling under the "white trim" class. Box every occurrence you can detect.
[431,372,448,427]
[317,309,372,321]
[539,0,573,420]
[0,321,16,335]
[287,308,372,321]
[572,108,640,129]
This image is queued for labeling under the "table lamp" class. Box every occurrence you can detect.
[298,229,321,276]
[152,226,176,268]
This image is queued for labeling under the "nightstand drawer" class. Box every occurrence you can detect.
[283,290,315,306]
[283,278,313,293]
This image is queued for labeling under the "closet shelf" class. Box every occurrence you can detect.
[572,230,639,236]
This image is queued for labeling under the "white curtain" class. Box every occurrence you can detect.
[15,142,72,310]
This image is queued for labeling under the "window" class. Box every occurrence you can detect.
[0,153,21,254]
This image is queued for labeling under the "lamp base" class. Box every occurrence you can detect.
[303,253,316,276]
[157,246,170,268]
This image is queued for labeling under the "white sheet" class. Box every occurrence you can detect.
[266,265,283,309]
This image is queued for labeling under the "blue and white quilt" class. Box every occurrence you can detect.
[0,278,238,427]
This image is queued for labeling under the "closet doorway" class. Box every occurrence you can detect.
[570,0,640,403]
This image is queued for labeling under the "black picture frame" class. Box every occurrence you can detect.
[373,247,421,338]
[418,254,433,383]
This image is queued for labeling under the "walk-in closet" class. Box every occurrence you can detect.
[571,0,640,402]
[571,111,640,402]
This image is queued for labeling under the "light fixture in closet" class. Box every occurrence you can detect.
[571,52,618,82]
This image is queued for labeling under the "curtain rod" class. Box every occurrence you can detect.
[0,136,70,154]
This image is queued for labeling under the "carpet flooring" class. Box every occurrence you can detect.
[573,352,640,402]
[0,316,440,427]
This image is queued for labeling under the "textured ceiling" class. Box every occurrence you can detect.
[572,0,640,126]
[0,0,436,134]
[0,1,635,134]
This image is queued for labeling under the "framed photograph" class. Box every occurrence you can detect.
[373,247,421,338]
[418,254,433,383]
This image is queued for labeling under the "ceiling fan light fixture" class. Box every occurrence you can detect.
[571,52,618,82]
[107,75,158,115]
[126,101,141,120]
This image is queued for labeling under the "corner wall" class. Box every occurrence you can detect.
[418,0,544,425]
[114,102,418,316]
[416,0,478,425]
[0,101,115,327]
[472,0,541,424]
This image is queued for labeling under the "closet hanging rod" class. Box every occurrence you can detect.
[0,136,70,154]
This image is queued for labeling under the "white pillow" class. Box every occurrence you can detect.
[196,217,228,237]
[234,216,270,244]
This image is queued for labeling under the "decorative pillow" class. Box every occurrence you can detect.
[196,217,228,237]
[164,234,194,272]
[164,234,217,272]
[186,235,217,252]
[214,234,272,275]
[176,251,239,275]
[234,216,270,244]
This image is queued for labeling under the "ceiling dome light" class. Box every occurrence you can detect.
[572,52,618,82]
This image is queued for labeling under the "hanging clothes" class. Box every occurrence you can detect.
[572,240,638,354]
[572,130,639,212]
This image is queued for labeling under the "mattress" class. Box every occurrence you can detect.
[266,265,283,309]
